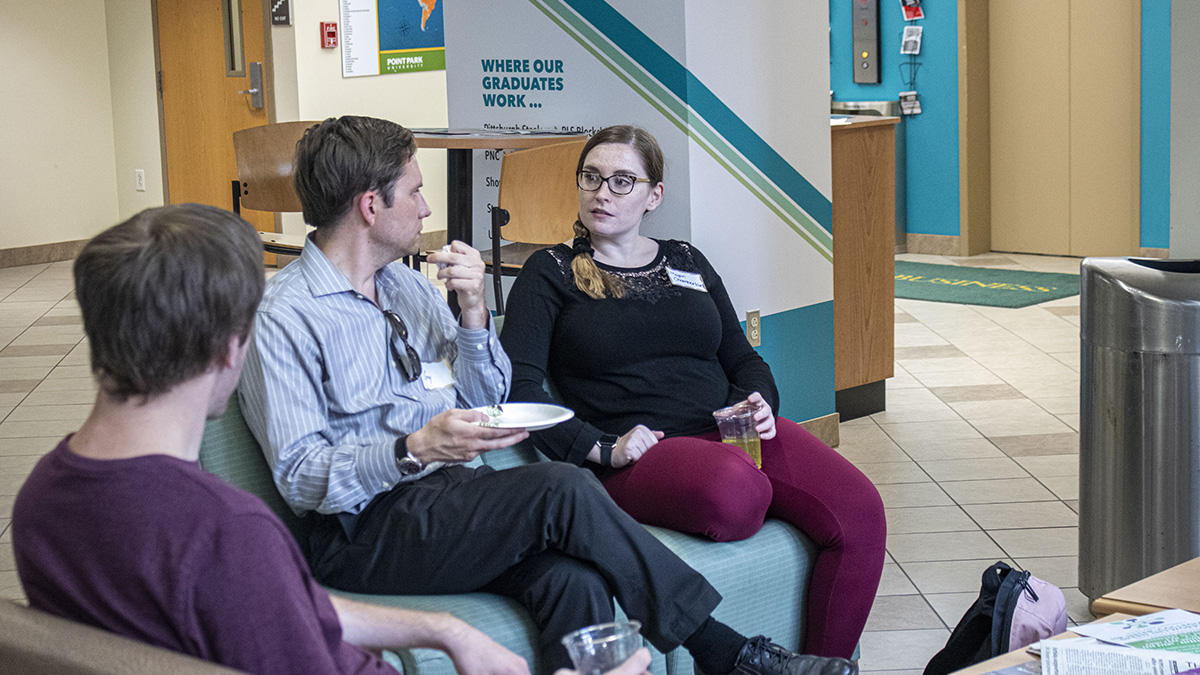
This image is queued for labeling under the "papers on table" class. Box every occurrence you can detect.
[1040,609,1200,675]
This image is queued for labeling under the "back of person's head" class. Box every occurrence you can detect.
[292,116,418,229]
[571,124,665,299]
[73,204,265,402]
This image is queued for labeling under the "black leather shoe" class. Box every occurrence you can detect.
[730,636,857,675]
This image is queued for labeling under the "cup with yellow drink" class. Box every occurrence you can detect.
[712,401,762,469]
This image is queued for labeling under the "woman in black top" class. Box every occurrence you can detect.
[501,125,885,659]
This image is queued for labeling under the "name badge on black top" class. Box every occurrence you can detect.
[666,267,707,292]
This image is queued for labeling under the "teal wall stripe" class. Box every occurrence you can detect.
[562,0,834,234]
[532,0,832,256]
[1141,0,1171,250]
[751,302,836,422]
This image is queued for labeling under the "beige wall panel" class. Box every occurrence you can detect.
[1,0,120,249]
[959,0,991,256]
[1069,0,1140,257]
[989,0,1071,255]
[106,0,165,222]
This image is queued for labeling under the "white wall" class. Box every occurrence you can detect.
[1,0,122,249]
[272,0,449,236]
[106,0,165,222]
[0,0,450,254]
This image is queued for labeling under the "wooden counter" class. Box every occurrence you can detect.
[832,115,897,419]
[1090,556,1200,617]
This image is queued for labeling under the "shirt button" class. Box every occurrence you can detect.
[476,343,484,350]
[382,482,390,489]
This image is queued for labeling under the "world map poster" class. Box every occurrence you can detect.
[340,0,445,77]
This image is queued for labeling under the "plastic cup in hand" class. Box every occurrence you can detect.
[561,621,642,675]
[713,402,762,468]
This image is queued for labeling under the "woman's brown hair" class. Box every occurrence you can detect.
[571,125,665,299]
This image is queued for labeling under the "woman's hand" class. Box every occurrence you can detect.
[612,425,664,468]
[746,391,776,440]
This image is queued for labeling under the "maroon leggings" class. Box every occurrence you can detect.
[598,418,886,658]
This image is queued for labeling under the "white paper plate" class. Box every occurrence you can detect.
[472,403,574,431]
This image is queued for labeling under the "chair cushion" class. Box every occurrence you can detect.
[330,590,539,674]
[198,398,828,675]
[198,396,312,545]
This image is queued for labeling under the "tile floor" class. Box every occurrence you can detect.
[0,251,1096,673]
[855,251,1091,674]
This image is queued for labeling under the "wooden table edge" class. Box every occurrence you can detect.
[1090,597,1169,617]
[830,115,900,131]
[413,132,588,150]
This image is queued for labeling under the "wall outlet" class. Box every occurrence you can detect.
[746,309,761,347]
[135,169,146,192]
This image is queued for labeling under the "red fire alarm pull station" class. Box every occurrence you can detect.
[321,22,338,49]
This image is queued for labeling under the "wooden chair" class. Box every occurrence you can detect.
[233,121,442,267]
[232,121,318,256]
[484,138,586,314]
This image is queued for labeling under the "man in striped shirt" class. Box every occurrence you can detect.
[239,116,855,675]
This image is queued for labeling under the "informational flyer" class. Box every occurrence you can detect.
[1040,610,1200,675]
[341,0,445,78]
[1072,609,1200,654]
[1041,637,1200,674]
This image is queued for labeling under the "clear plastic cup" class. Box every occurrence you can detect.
[560,621,642,675]
[713,401,762,468]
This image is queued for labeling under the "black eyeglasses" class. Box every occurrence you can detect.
[577,171,654,196]
[383,310,422,383]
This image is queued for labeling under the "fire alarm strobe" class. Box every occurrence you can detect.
[321,22,338,49]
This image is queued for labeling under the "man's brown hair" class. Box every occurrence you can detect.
[73,203,265,401]
[292,116,418,229]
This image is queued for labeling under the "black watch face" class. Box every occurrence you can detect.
[399,457,422,476]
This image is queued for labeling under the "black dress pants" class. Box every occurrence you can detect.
[309,462,723,670]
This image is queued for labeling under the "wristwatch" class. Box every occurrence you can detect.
[597,434,619,466]
[393,435,424,476]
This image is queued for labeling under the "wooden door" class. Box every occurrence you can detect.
[989,0,1140,257]
[156,0,273,237]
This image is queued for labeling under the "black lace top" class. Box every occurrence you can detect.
[500,238,778,465]
[546,240,699,305]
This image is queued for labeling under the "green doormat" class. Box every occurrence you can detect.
[894,261,1080,308]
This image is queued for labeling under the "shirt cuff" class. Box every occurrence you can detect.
[456,323,499,363]
[568,427,605,466]
[355,439,405,493]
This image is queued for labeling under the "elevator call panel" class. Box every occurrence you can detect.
[852,0,880,84]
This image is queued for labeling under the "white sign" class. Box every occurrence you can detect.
[340,0,379,77]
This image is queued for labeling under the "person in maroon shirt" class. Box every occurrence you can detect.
[11,204,529,675]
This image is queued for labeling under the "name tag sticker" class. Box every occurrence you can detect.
[666,267,707,292]
[421,359,455,390]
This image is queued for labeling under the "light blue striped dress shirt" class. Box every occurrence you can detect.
[238,239,511,516]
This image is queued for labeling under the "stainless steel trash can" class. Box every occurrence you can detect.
[1079,257,1200,601]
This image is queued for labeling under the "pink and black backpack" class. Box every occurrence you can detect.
[923,561,1068,675]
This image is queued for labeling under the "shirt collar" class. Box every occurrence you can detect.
[297,232,404,300]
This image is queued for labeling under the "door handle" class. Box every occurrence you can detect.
[240,62,264,110]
